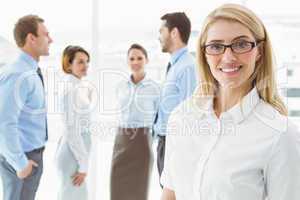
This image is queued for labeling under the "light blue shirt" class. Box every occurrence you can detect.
[153,47,197,136]
[117,74,160,128]
[0,51,47,171]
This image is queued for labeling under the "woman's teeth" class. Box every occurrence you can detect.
[220,66,241,72]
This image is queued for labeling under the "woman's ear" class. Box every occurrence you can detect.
[67,67,72,73]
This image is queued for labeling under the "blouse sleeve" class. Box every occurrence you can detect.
[265,123,300,200]
[64,86,91,173]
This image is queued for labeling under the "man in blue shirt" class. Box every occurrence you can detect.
[0,15,52,200]
[153,12,197,188]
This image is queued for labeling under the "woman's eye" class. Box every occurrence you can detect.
[235,41,250,48]
[209,44,223,50]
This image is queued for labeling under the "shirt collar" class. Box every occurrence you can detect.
[193,87,260,124]
[225,87,260,123]
[128,73,149,86]
[170,46,188,66]
[65,74,82,84]
[19,50,39,71]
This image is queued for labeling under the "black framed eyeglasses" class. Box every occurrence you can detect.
[203,40,263,55]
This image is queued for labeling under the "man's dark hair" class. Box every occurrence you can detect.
[161,12,191,44]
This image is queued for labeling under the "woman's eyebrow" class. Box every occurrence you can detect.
[206,35,251,43]
[206,39,224,43]
[232,35,251,41]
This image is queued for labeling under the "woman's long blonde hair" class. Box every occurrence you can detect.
[196,4,287,115]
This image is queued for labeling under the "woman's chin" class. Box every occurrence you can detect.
[219,79,241,89]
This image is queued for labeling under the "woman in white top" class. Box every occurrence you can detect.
[161,4,300,200]
[110,44,160,200]
[55,45,93,200]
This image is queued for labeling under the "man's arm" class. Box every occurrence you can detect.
[176,65,197,101]
[0,72,29,172]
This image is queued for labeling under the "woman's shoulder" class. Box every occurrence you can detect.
[63,73,79,82]
[144,77,159,84]
[142,78,161,90]
[253,100,297,134]
[258,102,300,161]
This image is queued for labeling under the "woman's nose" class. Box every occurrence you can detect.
[221,47,237,62]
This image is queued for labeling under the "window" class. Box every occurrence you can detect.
[282,88,300,97]
[289,110,300,117]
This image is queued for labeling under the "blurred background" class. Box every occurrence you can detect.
[1,0,300,199]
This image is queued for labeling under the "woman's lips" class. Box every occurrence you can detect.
[219,65,242,75]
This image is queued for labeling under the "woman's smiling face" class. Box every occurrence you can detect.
[204,19,261,89]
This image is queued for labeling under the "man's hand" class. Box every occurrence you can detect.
[17,160,38,179]
[72,172,87,187]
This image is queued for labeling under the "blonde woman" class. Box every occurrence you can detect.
[161,4,300,200]
[55,45,93,200]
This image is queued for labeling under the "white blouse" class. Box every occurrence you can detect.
[161,87,300,200]
[60,74,94,172]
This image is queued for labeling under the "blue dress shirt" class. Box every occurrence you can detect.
[0,51,47,171]
[153,47,197,136]
[117,74,161,128]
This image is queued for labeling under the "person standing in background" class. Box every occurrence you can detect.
[153,12,197,188]
[110,44,160,200]
[0,15,52,200]
[55,45,94,200]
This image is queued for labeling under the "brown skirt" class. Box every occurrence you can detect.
[110,127,153,200]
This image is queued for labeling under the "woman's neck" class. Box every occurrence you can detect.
[131,72,145,84]
[214,82,252,118]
